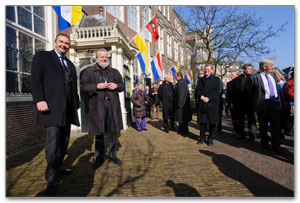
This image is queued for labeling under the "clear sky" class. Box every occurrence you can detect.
[174,5,294,70]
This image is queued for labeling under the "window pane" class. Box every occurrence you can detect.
[6,6,15,22]
[20,52,33,73]
[6,26,17,49]
[17,6,32,30]
[19,32,33,54]
[6,48,18,71]
[21,74,31,94]
[6,71,19,94]
[34,15,45,36]
[35,39,46,52]
[33,6,44,18]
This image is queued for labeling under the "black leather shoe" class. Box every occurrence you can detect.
[61,168,73,175]
[273,146,283,154]
[197,137,206,145]
[207,138,213,146]
[248,136,255,142]
[108,156,121,165]
[46,181,57,195]
[237,135,245,140]
[93,159,105,170]
[142,128,147,131]
[164,128,169,133]
[262,143,271,150]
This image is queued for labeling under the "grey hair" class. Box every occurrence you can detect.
[164,74,171,80]
[259,58,274,70]
[96,48,110,58]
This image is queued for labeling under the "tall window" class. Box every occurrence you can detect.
[174,40,178,62]
[175,18,182,35]
[142,6,150,40]
[6,6,46,95]
[127,6,138,32]
[158,26,164,55]
[106,6,124,22]
[167,6,170,21]
[180,46,184,66]
[133,58,139,87]
[163,6,166,17]
[167,34,172,59]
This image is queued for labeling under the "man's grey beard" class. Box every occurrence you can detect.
[97,61,109,69]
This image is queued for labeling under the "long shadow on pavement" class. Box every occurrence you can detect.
[6,144,45,170]
[166,180,201,197]
[216,120,294,165]
[199,149,294,197]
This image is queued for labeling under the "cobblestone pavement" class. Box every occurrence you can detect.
[6,114,294,197]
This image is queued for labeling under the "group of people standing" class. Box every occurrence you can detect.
[30,32,293,195]
[225,59,294,154]
[131,72,192,135]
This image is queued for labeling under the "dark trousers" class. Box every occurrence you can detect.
[229,106,238,133]
[146,104,151,118]
[200,123,217,139]
[178,122,189,134]
[95,100,117,162]
[164,118,175,131]
[257,99,281,148]
[45,124,71,183]
[237,107,256,138]
[163,104,175,131]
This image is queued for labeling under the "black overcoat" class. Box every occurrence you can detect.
[174,78,192,123]
[80,64,124,135]
[158,81,174,120]
[31,50,80,127]
[196,74,221,124]
[131,90,147,118]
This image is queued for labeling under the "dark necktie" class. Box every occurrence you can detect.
[265,73,276,99]
[60,56,69,74]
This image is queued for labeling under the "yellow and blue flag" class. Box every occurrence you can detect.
[52,6,82,31]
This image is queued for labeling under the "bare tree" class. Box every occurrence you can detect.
[176,6,287,76]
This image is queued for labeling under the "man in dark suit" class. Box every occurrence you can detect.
[158,75,175,133]
[174,72,192,135]
[196,64,221,146]
[80,48,125,168]
[226,71,239,135]
[31,33,80,195]
[248,58,283,153]
[231,64,256,141]
[145,85,152,119]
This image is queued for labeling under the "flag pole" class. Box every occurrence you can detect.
[127,15,156,44]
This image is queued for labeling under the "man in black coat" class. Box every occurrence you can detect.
[31,33,80,195]
[196,64,221,146]
[145,85,152,119]
[158,75,175,133]
[248,58,283,153]
[80,48,125,168]
[231,64,256,141]
[174,72,192,135]
[226,71,239,134]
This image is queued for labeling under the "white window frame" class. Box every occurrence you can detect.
[142,6,151,41]
[167,6,170,21]
[127,6,139,32]
[167,34,172,59]
[174,40,178,62]
[180,45,184,66]
[158,26,164,55]
[106,6,124,22]
[6,6,52,101]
